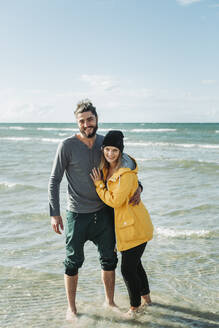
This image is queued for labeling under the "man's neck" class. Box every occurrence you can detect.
[76,133,96,149]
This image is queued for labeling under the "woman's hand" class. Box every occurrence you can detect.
[90,167,102,183]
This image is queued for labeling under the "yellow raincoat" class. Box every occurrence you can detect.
[94,158,153,251]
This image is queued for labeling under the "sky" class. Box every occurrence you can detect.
[0,0,219,123]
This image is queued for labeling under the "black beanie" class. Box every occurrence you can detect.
[102,130,124,153]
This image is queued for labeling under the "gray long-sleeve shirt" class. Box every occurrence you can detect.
[49,134,104,215]
[48,133,135,216]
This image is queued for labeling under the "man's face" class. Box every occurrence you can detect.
[76,111,98,138]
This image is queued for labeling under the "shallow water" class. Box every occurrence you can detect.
[0,123,219,327]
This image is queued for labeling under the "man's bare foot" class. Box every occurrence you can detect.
[103,302,122,314]
[141,293,152,306]
[66,308,78,322]
[103,301,118,308]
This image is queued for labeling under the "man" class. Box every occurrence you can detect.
[48,100,141,321]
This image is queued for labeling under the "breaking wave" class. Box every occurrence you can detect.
[0,182,40,191]
[156,227,216,239]
[130,128,177,132]
[126,141,219,149]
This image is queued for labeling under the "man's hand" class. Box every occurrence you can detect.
[51,216,64,234]
[129,186,141,206]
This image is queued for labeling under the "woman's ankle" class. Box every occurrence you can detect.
[130,306,140,312]
[142,293,152,304]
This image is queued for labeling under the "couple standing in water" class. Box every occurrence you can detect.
[49,100,153,320]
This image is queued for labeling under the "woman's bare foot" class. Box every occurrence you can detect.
[123,306,140,319]
[103,301,118,308]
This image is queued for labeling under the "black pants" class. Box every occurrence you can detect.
[121,242,150,307]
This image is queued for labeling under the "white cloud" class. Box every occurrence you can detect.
[0,101,54,122]
[177,0,201,6]
[80,74,153,99]
[201,80,217,85]
[1,78,219,122]
[0,88,74,122]
[81,74,119,91]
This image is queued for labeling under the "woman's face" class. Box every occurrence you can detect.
[103,146,120,164]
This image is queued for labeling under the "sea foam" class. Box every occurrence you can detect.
[9,126,26,130]
[156,227,212,239]
[0,182,17,189]
[0,126,25,130]
[0,137,62,143]
[0,182,38,191]
[0,137,32,141]
[130,128,177,132]
[37,127,78,131]
[41,138,62,143]
[126,141,219,149]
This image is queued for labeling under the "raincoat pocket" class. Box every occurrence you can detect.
[118,218,135,242]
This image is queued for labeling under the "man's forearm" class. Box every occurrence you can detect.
[48,140,68,216]
[48,177,61,216]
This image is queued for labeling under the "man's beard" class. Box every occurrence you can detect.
[80,124,98,138]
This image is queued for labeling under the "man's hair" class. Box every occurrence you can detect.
[74,99,98,118]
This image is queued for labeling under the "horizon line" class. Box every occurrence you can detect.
[0,122,219,124]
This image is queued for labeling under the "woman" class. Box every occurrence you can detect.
[90,130,154,317]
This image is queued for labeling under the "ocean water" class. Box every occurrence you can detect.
[0,122,219,328]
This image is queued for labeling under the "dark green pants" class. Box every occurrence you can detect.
[64,206,118,276]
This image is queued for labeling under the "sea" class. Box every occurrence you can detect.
[0,122,218,328]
